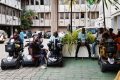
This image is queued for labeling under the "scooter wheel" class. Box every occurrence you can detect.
[59,61,63,67]
[1,66,6,70]
[1,61,6,70]
[100,61,106,72]
[15,61,21,69]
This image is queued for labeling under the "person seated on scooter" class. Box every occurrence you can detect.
[75,28,91,59]
[10,32,23,57]
[92,28,104,57]
[48,31,62,57]
[101,31,117,63]
[108,28,116,40]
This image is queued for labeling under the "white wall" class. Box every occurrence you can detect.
[0,14,20,26]
[0,0,21,10]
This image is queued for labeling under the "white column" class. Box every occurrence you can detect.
[51,0,58,34]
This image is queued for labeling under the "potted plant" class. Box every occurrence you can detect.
[62,30,95,57]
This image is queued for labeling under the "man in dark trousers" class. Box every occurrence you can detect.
[75,28,91,59]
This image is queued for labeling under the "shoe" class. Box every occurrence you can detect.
[40,65,47,69]
[108,58,114,64]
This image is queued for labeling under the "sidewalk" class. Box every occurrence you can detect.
[0,58,117,80]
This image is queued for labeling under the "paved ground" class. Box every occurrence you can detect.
[0,39,118,80]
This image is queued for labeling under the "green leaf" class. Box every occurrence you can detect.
[20,9,36,30]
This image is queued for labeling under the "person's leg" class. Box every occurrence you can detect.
[40,49,47,65]
[75,42,81,59]
[85,43,91,58]
[92,41,97,55]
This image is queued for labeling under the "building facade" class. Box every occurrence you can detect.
[0,0,99,36]
[22,0,99,32]
[111,0,120,33]
[98,0,120,34]
[0,0,21,37]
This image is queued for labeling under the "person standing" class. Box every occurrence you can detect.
[19,30,25,51]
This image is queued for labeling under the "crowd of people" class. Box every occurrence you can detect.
[9,27,120,67]
[75,27,120,60]
[9,30,62,69]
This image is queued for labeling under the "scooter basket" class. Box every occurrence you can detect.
[105,42,116,53]
[5,44,15,52]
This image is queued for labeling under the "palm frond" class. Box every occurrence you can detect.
[104,0,108,9]
[114,0,120,6]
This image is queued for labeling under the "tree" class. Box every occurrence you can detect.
[21,9,36,30]
[87,0,120,28]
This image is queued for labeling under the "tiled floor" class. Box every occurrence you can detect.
[0,58,117,80]
[39,58,117,80]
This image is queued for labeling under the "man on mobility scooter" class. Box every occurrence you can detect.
[1,32,23,70]
[98,29,120,72]
[22,33,47,68]
[47,31,63,66]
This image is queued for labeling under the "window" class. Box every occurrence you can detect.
[91,12,95,19]
[35,0,39,5]
[6,7,8,15]
[96,12,99,18]
[65,13,69,19]
[13,10,15,16]
[40,13,44,19]
[88,12,90,18]
[76,13,79,19]
[26,0,29,5]
[0,5,1,14]
[31,0,34,5]
[81,0,85,4]
[40,0,44,5]
[10,8,13,16]
[59,0,64,5]
[45,13,50,19]
[44,0,49,5]
[19,11,21,18]
[60,13,64,19]
[76,0,79,4]
[81,12,84,18]
[2,5,5,14]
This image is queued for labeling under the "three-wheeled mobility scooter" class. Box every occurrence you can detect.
[1,38,23,70]
[47,38,63,66]
[98,38,120,72]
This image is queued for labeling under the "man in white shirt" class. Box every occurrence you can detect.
[75,28,91,59]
